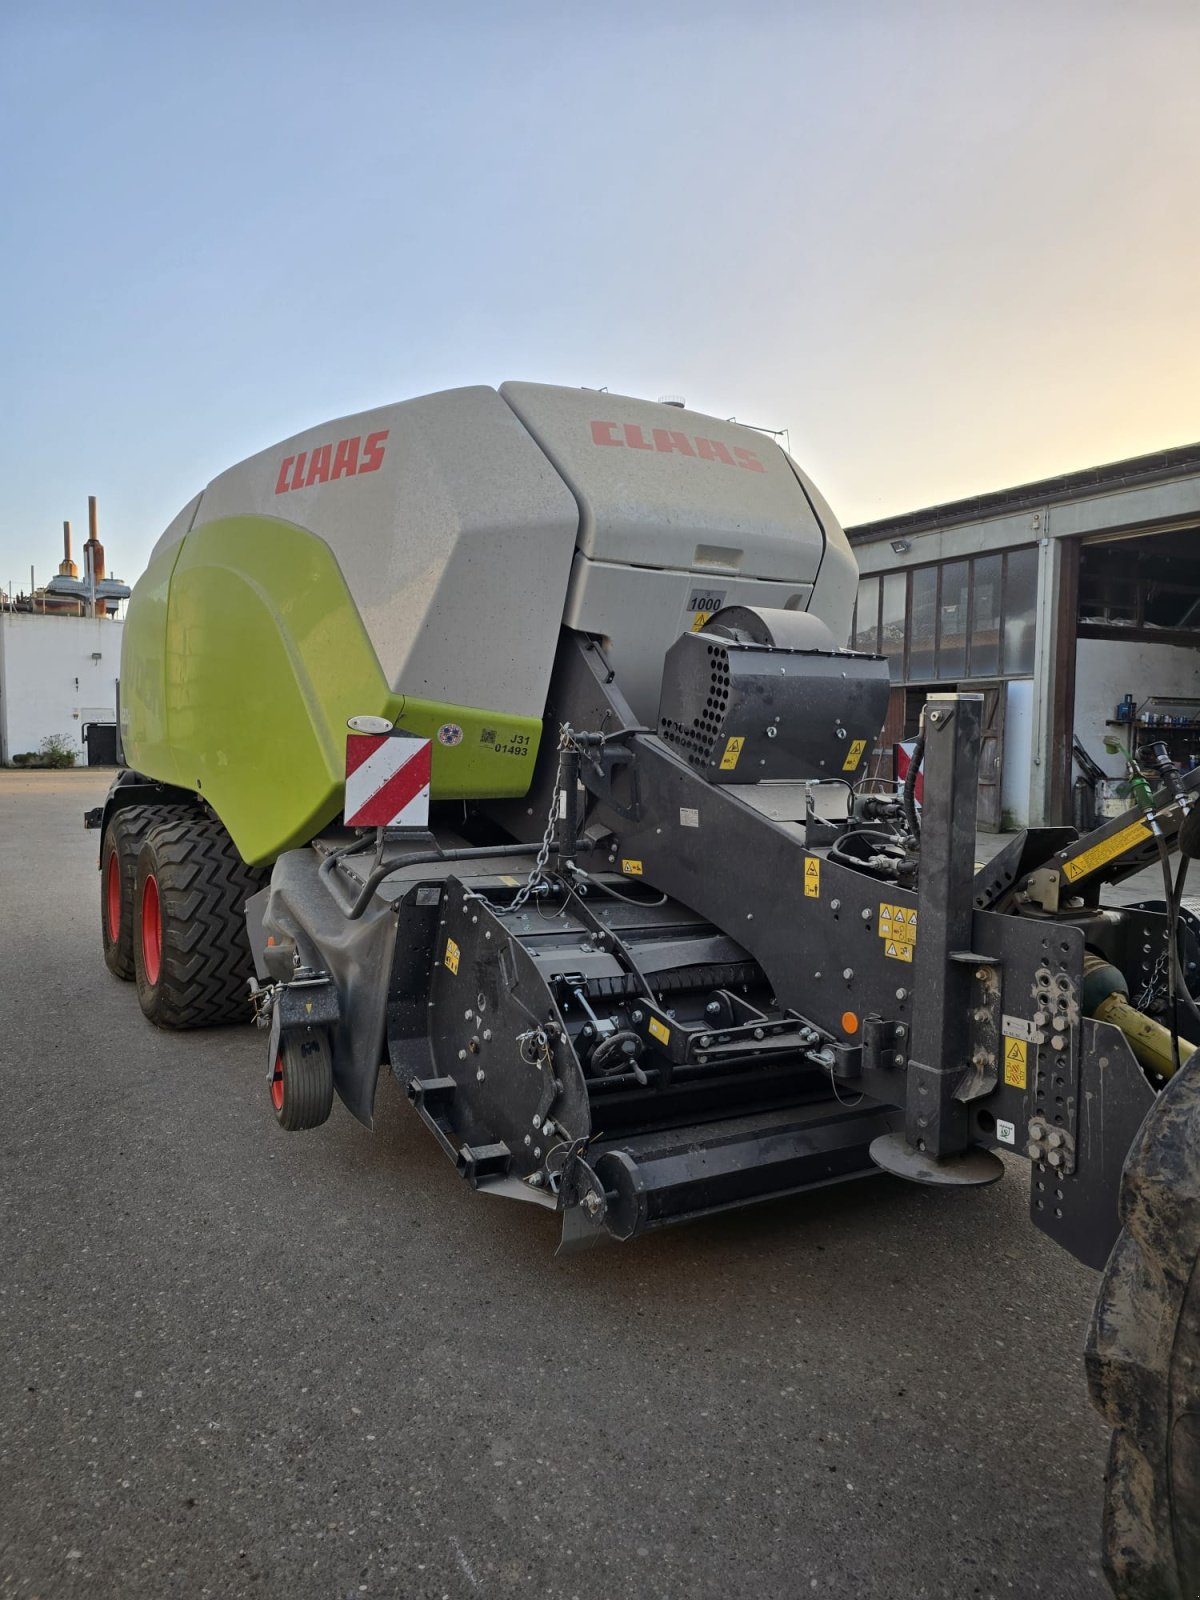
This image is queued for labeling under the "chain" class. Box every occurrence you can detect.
[467,726,581,916]
[1137,947,1168,1012]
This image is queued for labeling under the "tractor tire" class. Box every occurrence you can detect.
[1086,1048,1200,1600]
[132,815,262,1029]
[270,1031,335,1131]
[100,805,191,980]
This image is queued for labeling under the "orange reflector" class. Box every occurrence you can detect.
[841,1011,860,1035]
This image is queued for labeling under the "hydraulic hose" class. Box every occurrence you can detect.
[319,840,543,921]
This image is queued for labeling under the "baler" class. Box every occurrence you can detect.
[90,383,1200,1598]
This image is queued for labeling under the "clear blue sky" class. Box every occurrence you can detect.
[2,0,1198,591]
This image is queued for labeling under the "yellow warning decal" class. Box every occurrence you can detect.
[690,611,713,633]
[720,735,745,771]
[804,856,821,898]
[444,938,460,976]
[500,875,520,887]
[842,738,868,772]
[648,1017,671,1046]
[1062,819,1152,882]
[1003,1036,1028,1089]
[622,859,643,876]
[884,940,913,963]
[879,903,918,946]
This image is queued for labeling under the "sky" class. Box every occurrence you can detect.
[2,0,1199,591]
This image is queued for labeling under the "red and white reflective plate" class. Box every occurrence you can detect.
[344,729,431,828]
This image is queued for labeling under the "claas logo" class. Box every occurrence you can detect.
[590,420,765,472]
[275,430,389,495]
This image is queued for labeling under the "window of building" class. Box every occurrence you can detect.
[853,544,1039,683]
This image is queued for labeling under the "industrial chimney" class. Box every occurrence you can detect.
[83,496,106,618]
[59,520,78,578]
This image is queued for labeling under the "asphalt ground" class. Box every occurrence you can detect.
[0,771,1120,1600]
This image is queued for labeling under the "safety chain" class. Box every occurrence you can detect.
[467,725,581,916]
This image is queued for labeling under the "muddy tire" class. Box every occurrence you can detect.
[1086,1049,1200,1600]
[100,805,191,980]
[270,1031,334,1131]
[132,815,261,1029]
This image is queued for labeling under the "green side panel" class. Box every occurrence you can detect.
[120,541,186,789]
[123,515,542,865]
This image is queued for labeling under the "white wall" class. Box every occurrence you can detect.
[1074,637,1200,779]
[0,614,123,762]
[1001,679,1034,828]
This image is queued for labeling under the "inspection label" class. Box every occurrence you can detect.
[1003,1036,1028,1088]
[804,857,821,898]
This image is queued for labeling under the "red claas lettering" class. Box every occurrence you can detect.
[274,430,389,494]
[590,421,767,472]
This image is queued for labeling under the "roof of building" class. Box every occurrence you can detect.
[846,439,1200,545]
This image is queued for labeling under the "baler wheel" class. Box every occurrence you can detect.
[100,805,191,981]
[132,816,262,1029]
[270,1032,334,1131]
[1086,1048,1200,1599]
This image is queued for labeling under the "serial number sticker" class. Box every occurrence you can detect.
[1062,819,1152,882]
[680,807,700,828]
[842,738,868,772]
[622,859,643,875]
[804,856,821,898]
[648,1017,671,1046]
[878,904,918,944]
[720,735,745,771]
[444,938,460,975]
[884,940,913,963]
[996,1118,1016,1146]
[1004,1036,1028,1088]
[1001,1014,1035,1041]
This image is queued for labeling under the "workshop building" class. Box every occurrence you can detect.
[846,442,1200,830]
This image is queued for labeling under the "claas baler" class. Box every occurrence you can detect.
[89,383,1200,1598]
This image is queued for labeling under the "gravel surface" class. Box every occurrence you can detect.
[0,771,1111,1599]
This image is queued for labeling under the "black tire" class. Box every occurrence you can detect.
[1086,1050,1200,1600]
[270,1031,334,1131]
[132,815,262,1029]
[100,805,191,980]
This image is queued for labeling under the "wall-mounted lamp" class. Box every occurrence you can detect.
[890,539,911,555]
[90,651,102,661]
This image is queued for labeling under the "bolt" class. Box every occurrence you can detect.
[476,1068,485,1081]
[534,1146,542,1158]
[894,1054,906,1068]
[1047,1149,1064,1168]
[582,1191,602,1217]
[457,1048,467,1061]
[705,1001,721,1017]
[975,967,988,981]
[843,968,854,980]
[747,912,754,921]
[895,1024,907,1040]
[765,725,778,739]
[861,908,872,922]
[543,1120,556,1137]
[485,930,492,941]
[524,1135,532,1147]
[754,1027,765,1040]
[532,1115,542,1130]
[830,899,841,912]
[482,1029,492,1042]
[631,1009,644,1024]
[699,1035,712,1048]
[528,1172,543,1187]
[1047,1129,1065,1149]
[896,988,907,1001]
[1027,1142,1044,1161]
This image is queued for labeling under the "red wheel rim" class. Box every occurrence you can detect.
[140,874,162,986]
[104,850,121,944]
[271,1051,285,1112]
